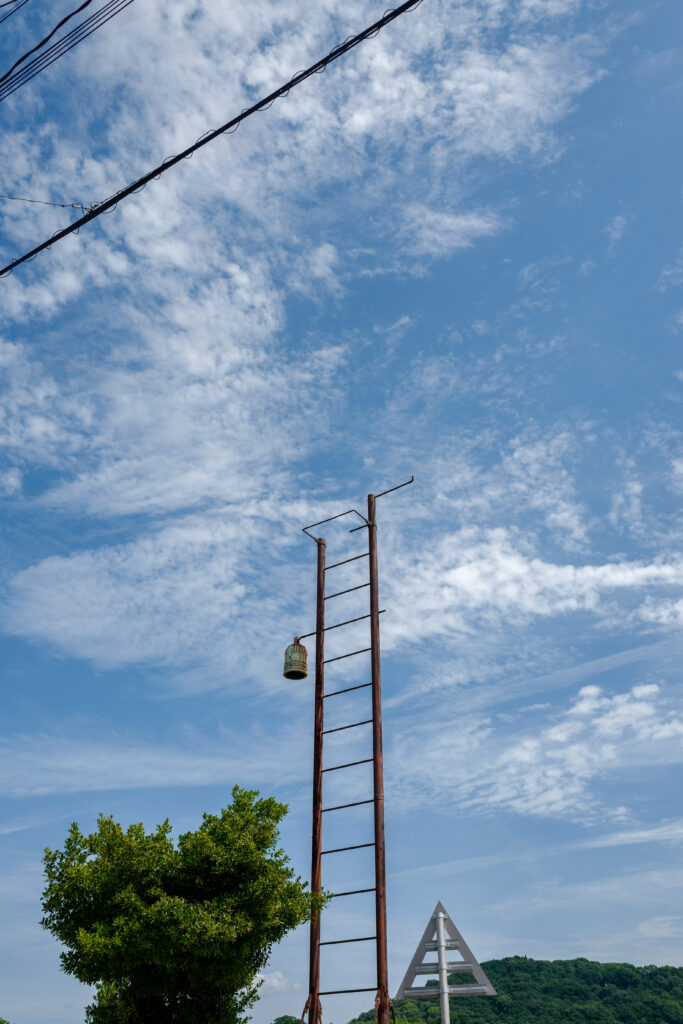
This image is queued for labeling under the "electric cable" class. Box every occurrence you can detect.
[0,0,96,82]
[0,0,133,100]
[0,0,426,278]
[1,191,95,210]
[0,0,30,27]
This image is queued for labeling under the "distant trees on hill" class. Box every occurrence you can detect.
[347,957,683,1024]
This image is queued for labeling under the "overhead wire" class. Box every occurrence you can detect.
[0,0,30,27]
[0,0,134,100]
[0,191,95,210]
[0,0,426,278]
[0,0,96,82]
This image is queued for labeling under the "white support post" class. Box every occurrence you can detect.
[435,911,451,1024]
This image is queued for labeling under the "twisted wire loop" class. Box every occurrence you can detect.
[0,192,96,211]
[0,0,426,279]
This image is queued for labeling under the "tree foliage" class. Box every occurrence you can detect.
[42,787,322,1024]
[349,957,683,1024]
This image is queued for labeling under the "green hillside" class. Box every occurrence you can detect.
[348,958,683,1024]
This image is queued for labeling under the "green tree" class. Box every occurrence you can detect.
[42,786,323,1024]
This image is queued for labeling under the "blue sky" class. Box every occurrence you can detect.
[1,0,682,1022]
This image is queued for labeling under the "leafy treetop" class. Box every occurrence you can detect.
[42,786,324,1024]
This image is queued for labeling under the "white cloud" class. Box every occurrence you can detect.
[0,723,309,797]
[658,245,683,291]
[518,0,582,19]
[257,970,301,994]
[637,916,683,939]
[0,0,607,546]
[389,682,683,821]
[3,506,294,673]
[383,527,683,652]
[401,205,504,258]
[604,213,628,252]
[581,818,683,848]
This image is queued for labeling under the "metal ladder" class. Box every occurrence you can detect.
[297,478,413,1024]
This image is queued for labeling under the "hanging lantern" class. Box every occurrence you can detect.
[283,639,308,679]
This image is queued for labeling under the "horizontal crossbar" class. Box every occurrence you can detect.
[299,612,384,642]
[414,963,474,974]
[325,582,370,600]
[325,585,368,598]
[331,887,376,898]
[425,940,459,951]
[320,935,376,946]
[321,841,375,855]
[319,988,377,995]
[404,986,489,998]
[325,552,369,571]
[323,757,373,773]
[322,798,374,813]
[324,647,371,664]
[324,682,372,699]
[323,719,372,735]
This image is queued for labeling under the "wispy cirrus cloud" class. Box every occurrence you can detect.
[389,682,683,822]
[0,721,309,797]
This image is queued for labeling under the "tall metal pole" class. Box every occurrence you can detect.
[435,910,452,1024]
[308,537,326,1024]
[368,494,389,1024]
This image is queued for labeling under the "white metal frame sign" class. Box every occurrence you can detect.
[395,901,496,1024]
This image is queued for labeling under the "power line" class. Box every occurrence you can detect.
[0,0,30,27]
[0,0,96,82]
[0,0,425,278]
[0,191,95,210]
[0,0,134,100]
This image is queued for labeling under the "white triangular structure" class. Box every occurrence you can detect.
[395,902,495,1024]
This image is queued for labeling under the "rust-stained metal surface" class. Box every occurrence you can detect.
[294,478,413,1023]
[307,538,326,1024]
[368,491,390,1024]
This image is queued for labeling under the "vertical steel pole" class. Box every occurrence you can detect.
[435,911,452,1024]
[308,538,326,1024]
[368,494,389,1024]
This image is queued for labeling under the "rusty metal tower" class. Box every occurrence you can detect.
[288,477,413,1024]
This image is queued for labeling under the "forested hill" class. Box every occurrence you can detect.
[347,957,683,1024]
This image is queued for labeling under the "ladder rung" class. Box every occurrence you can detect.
[323,718,372,735]
[324,682,372,699]
[321,842,375,855]
[325,582,370,600]
[323,757,373,773]
[300,612,384,641]
[425,940,459,951]
[319,988,377,995]
[324,647,371,664]
[325,552,369,571]
[330,887,376,898]
[320,935,376,945]
[322,798,374,813]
